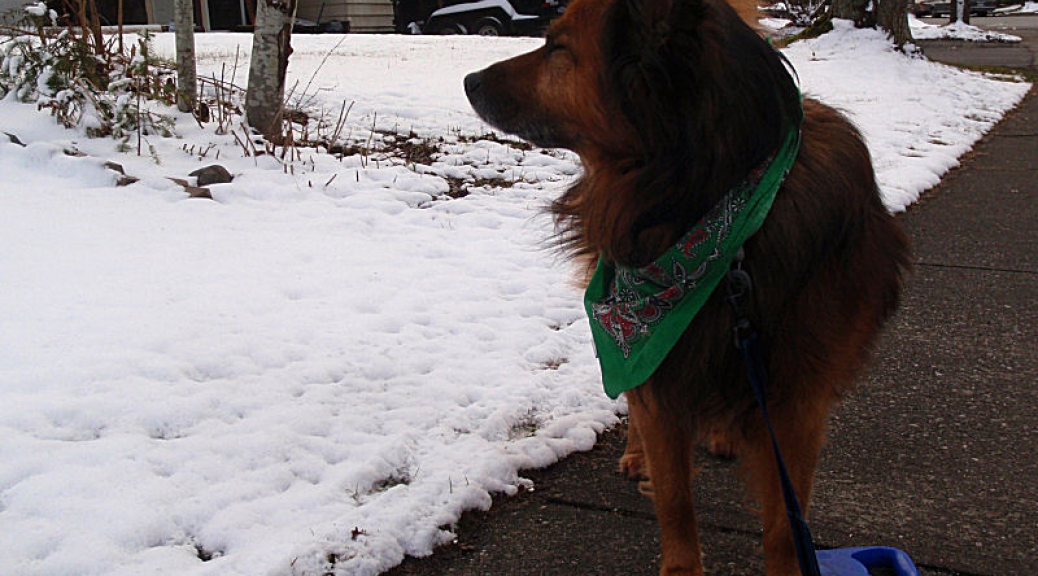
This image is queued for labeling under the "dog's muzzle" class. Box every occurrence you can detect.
[464,71,492,122]
[463,72,483,102]
[463,68,520,138]
[463,68,570,150]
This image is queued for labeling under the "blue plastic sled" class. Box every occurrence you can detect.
[817,546,920,576]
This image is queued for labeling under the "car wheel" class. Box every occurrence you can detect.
[474,17,503,36]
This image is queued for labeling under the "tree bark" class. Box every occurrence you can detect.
[876,0,911,47]
[117,0,124,54]
[832,0,873,28]
[832,0,910,47]
[174,0,197,113]
[245,0,297,144]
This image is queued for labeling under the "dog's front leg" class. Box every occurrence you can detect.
[741,399,829,576]
[619,391,649,479]
[626,387,703,576]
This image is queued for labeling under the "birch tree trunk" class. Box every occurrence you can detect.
[245,0,297,143]
[951,0,970,23]
[174,0,197,113]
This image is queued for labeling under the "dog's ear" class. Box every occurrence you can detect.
[607,0,697,148]
[619,0,678,52]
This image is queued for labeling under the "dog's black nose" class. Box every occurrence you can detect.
[464,72,482,99]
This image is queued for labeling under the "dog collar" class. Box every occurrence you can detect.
[584,124,801,399]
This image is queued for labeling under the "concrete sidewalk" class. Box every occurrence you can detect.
[386,43,1038,576]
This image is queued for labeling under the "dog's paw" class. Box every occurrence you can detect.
[637,478,655,499]
[619,451,649,480]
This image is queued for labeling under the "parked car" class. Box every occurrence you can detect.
[394,0,565,35]
[913,0,997,17]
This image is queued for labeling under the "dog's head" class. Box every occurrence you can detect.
[465,0,794,155]
[464,0,619,155]
[465,0,800,264]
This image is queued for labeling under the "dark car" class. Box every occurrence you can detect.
[394,0,565,35]
[913,0,997,17]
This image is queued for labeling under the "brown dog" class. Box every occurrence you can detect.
[465,0,910,573]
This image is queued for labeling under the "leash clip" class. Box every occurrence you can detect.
[725,247,754,349]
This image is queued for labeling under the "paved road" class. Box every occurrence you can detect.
[918,15,1038,71]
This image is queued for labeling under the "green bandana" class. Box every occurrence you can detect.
[584,125,801,399]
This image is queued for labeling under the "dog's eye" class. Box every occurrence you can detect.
[545,36,568,55]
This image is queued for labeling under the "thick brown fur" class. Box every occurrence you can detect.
[465,0,911,573]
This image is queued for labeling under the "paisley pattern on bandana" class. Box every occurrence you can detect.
[584,124,801,399]
[589,179,753,359]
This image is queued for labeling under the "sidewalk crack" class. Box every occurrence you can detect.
[539,495,656,520]
[916,261,1038,275]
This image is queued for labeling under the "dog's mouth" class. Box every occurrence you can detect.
[464,70,574,150]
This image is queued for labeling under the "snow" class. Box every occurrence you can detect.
[909,14,1023,42]
[760,16,794,30]
[23,1,51,19]
[0,24,1031,576]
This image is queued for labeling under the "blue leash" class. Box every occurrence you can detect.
[724,250,919,576]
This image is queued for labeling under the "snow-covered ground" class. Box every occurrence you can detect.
[909,13,1023,42]
[0,21,1031,576]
